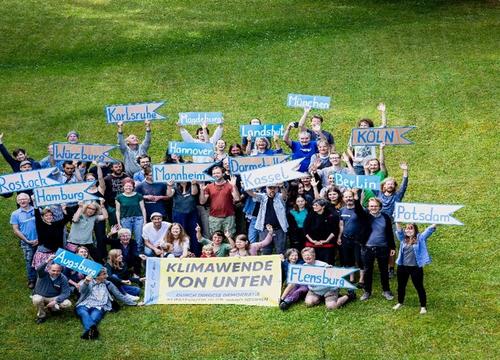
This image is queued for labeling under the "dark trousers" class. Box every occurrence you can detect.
[397,265,426,307]
[362,246,390,294]
[315,247,335,266]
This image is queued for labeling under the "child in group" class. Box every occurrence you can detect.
[393,223,437,315]
[280,248,304,283]
[200,244,216,258]
[195,224,231,257]
[227,224,274,257]
[160,242,175,258]
[279,248,308,310]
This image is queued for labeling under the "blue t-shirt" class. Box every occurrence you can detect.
[136,181,167,217]
[339,207,360,239]
[10,207,37,241]
[366,215,387,247]
[290,140,318,172]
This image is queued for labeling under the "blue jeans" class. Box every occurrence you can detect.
[260,228,287,255]
[20,241,36,282]
[247,217,258,244]
[121,284,141,296]
[121,216,144,253]
[76,306,105,332]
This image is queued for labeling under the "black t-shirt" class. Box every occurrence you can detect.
[103,173,129,207]
[264,197,281,230]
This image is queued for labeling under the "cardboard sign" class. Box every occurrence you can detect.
[144,256,281,306]
[350,127,415,146]
[152,163,214,183]
[228,155,289,175]
[105,101,166,123]
[52,142,118,163]
[287,264,357,290]
[240,124,284,139]
[287,93,331,109]
[0,167,60,194]
[33,181,99,207]
[178,112,223,126]
[334,173,380,190]
[240,158,304,190]
[393,202,464,225]
[53,248,103,277]
[167,141,214,157]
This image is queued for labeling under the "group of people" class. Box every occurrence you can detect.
[3,103,438,340]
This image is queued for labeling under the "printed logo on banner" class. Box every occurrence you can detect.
[105,101,166,123]
[167,141,214,157]
[228,155,289,175]
[393,202,464,225]
[287,94,331,109]
[287,264,357,290]
[33,181,99,207]
[239,158,304,190]
[178,112,223,126]
[350,127,415,146]
[240,125,285,138]
[144,256,281,306]
[0,167,61,194]
[334,173,380,190]
[152,163,215,183]
[52,143,118,163]
[53,248,103,277]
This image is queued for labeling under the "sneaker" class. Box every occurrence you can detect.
[35,317,46,324]
[393,303,403,310]
[382,291,394,300]
[360,292,371,301]
[81,330,91,340]
[356,282,365,289]
[129,295,140,302]
[89,325,99,340]
[279,300,291,311]
[388,269,395,279]
[420,307,427,315]
[28,281,36,290]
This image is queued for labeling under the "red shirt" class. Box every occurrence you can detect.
[204,182,235,217]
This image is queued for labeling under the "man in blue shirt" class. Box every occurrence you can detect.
[10,193,38,288]
[283,121,324,173]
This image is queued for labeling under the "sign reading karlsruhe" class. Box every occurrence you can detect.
[178,112,223,126]
[287,264,357,290]
[152,163,214,183]
[144,256,281,306]
[393,202,464,225]
[0,167,60,194]
[334,173,380,190]
[350,127,415,146]
[105,101,166,123]
[240,124,284,139]
[228,155,289,175]
[167,141,214,157]
[33,182,99,207]
[53,248,103,277]
[287,93,331,109]
[240,158,304,191]
[52,143,118,163]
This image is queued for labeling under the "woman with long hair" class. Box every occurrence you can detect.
[162,223,190,258]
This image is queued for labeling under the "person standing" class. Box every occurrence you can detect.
[116,120,152,177]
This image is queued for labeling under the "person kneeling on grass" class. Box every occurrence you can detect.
[75,268,141,340]
[392,223,437,315]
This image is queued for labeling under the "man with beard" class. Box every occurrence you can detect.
[103,162,130,226]
[116,120,152,177]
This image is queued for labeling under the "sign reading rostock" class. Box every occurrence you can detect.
[287,93,331,110]
[228,155,288,175]
[105,101,166,123]
[167,141,214,158]
[351,126,415,146]
[239,158,305,191]
[33,182,99,207]
[53,248,102,278]
[144,256,281,306]
[179,112,223,126]
[152,163,214,183]
[287,264,358,290]
[240,124,284,138]
[52,143,118,163]
[0,167,61,194]
[393,202,464,225]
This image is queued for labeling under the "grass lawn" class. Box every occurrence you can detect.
[0,0,498,358]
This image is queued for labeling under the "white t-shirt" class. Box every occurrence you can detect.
[142,221,171,247]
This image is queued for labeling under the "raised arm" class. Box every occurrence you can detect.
[198,183,209,205]
[377,103,387,127]
[342,152,355,173]
[298,107,311,132]
[141,120,152,151]
[72,202,84,223]
[0,133,18,170]
[229,176,240,202]
[96,162,106,193]
[117,121,127,154]
[283,122,294,147]
[379,143,386,173]
[210,121,224,144]
[249,224,274,255]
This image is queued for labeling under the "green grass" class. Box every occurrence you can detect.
[0,0,499,358]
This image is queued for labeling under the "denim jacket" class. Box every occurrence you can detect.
[254,192,288,232]
[396,226,436,267]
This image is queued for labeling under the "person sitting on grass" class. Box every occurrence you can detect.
[32,255,72,324]
[162,223,190,258]
[195,224,231,257]
[392,223,438,315]
[200,244,216,258]
[227,224,275,257]
[75,268,140,340]
[64,246,92,294]
[104,249,143,297]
